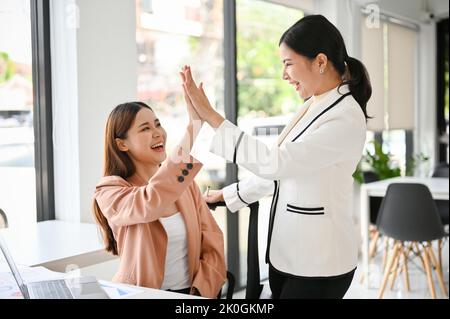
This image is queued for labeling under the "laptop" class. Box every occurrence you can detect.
[0,235,109,299]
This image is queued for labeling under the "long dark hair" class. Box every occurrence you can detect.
[92,101,153,255]
[279,15,372,120]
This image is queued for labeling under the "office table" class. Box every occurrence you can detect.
[0,221,204,299]
[359,176,449,288]
[0,220,116,272]
[0,263,203,299]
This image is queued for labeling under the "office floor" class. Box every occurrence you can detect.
[232,238,449,299]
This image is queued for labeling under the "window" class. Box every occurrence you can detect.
[437,18,449,164]
[236,0,303,286]
[0,0,54,228]
[135,0,227,256]
[0,0,35,228]
[361,15,418,175]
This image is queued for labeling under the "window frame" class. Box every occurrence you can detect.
[30,0,55,222]
[223,0,242,290]
[437,18,449,164]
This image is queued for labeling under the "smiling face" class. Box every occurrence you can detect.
[115,108,167,166]
[279,42,326,99]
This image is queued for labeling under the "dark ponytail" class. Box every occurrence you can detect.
[279,15,372,120]
[345,56,372,119]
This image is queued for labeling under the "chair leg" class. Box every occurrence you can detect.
[413,242,426,271]
[400,244,410,292]
[378,240,399,299]
[405,242,414,259]
[359,271,366,285]
[437,239,443,276]
[359,230,381,285]
[420,244,437,299]
[389,245,401,291]
[382,237,390,272]
[369,230,380,258]
[425,242,448,297]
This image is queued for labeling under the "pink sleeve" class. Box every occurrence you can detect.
[94,153,202,227]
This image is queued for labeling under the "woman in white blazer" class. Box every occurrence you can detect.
[181,15,372,299]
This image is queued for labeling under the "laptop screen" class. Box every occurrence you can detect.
[0,234,28,297]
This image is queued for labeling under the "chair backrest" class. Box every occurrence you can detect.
[376,183,445,242]
[217,271,235,299]
[432,162,449,177]
[208,201,263,299]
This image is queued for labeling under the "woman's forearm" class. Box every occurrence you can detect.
[174,120,203,162]
[207,111,225,130]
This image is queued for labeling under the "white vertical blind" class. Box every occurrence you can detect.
[361,19,418,132]
[388,23,417,130]
[361,19,385,131]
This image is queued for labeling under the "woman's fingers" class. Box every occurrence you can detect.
[203,189,224,203]
[182,84,192,106]
[199,82,209,100]
[186,65,194,83]
[182,68,203,105]
[180,65,217,124]
[179,71,186,83]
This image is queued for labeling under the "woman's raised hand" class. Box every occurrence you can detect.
[179,66,203,126]
[180,65,225,129]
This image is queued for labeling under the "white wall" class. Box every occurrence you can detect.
[52,0,137,223]
[417,23,438,171]
[51,0,80,222]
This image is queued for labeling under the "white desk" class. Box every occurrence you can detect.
[360,177,449,288]
[0,221,204,299]
[0,263,202,299]
[0,220,115,272]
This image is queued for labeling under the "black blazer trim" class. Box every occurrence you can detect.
[233,131,245,164]
[265,180,280,263]
[287,204,324,212]
[236,182,250,206]
[287,208,324,215]
[291,92,352,142]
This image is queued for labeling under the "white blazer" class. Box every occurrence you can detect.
[209,85,366,277]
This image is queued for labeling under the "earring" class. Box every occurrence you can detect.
[320,69,324,74]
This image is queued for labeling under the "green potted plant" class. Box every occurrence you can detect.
[353,140,429,183]
[353,140,401,184]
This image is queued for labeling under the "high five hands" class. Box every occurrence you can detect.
[179,65,225,129]
[179,66,203,125]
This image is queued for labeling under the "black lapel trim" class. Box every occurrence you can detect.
[291,93,351,142]
[265,180,280,264]
[236,182,249,206]
[233,131,245,164]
